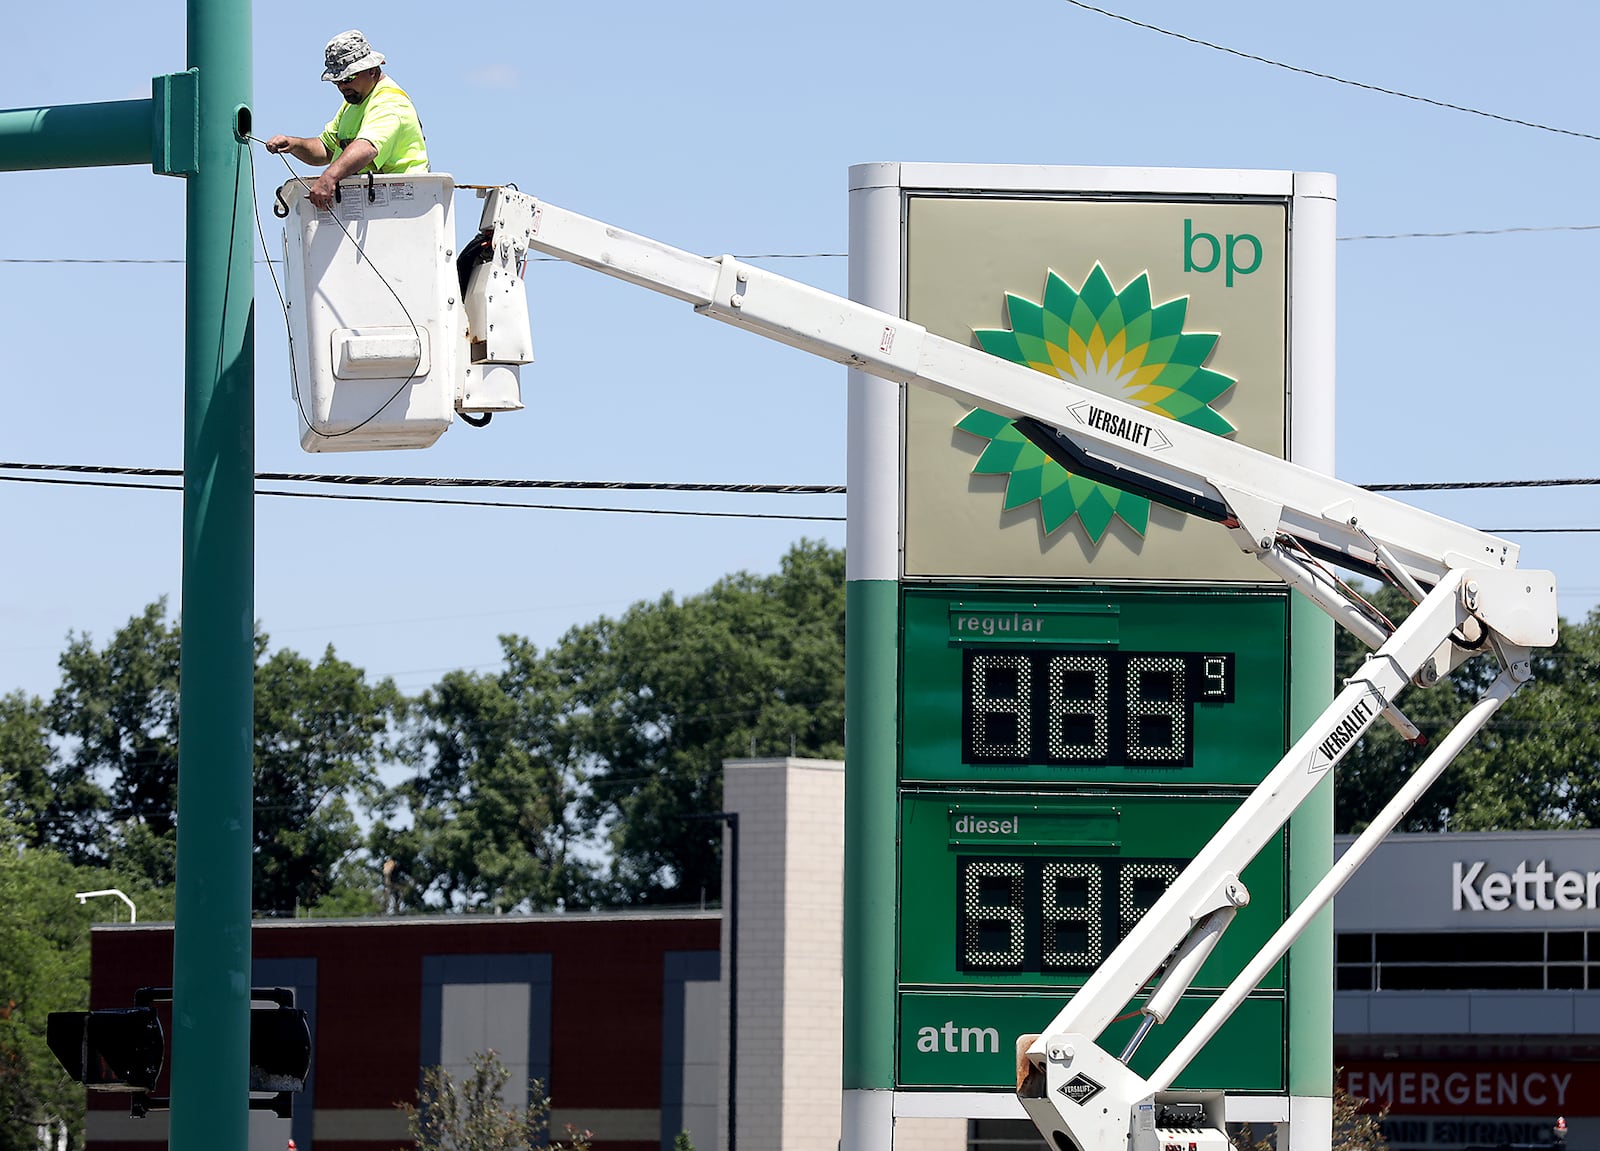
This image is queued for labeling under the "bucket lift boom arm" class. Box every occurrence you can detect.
[477,189,1558,1149]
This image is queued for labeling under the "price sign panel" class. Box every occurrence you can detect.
[893,587,1291,1091]
[902,589,1288,787]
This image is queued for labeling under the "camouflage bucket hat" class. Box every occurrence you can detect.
[321,30,386,82]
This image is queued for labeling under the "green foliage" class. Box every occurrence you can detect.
[375,635,596,912]
[0,692,52,839]
[673,1130,697,1151]
[252,641,401,915]
[46,600,180,868]
[0,803,94,1150]
[16,601,403,914]
[556,539,845,904]
[1448,607,1600,828]
[1334,587,1600,834]
[401,1050,591,1151]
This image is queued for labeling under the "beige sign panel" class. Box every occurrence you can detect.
[904,195,1289,581]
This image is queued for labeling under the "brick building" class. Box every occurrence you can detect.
[82,758,845,1151]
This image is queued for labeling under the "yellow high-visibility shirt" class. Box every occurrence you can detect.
[320,78,429,174]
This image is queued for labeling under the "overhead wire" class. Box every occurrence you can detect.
[4,461,1593,495]
[0,461,844,494]
[3,464,1598,533]
[9,218,1600,267]
[0,473,843,524]
[1056,0,1600,143]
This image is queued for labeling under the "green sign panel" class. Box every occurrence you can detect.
[898,790,1285,990]
[903,587,1289,787]
[895,585,1292,1092]
[897,992,1284,1089]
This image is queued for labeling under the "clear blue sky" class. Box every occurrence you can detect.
[3,0,1596,703]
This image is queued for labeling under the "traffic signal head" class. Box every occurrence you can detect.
[249,1005,311,1094]
[47,1007,164,1092]
[48,989,310,1117]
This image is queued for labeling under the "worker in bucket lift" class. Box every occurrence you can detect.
[265,30,429,211]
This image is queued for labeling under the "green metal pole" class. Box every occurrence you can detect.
[0,100,151,169]
[169,0,253,1148]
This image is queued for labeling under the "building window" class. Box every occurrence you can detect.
[1335,930,1591,992]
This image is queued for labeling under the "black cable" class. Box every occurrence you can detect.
[0,462,844,494]
[0,474,843,523]
[1366,478,1600,492]
[16,472,1600,534]
[12,460,1597,496]
[1059,0,1600,143]
[1338,224,1600,243]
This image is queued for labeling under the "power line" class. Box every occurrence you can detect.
[5,461,1594,496]
[1058,0,1600,143]
[0,251,849,266]
[0,461,843,495]
[1338,224,1600,242]
[1366,478,1600,492]
[4,463,1598,534]
[0,474,844,524]
[7,222,1600,267]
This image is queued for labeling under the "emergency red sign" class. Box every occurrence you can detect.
[1341,1062,1594,1117]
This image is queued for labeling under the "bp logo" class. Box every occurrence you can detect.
[960,264,1236,544]
[1058,1072,1105,1106]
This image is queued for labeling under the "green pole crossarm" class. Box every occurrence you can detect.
[0,100,152,171]
[0,71,198,176]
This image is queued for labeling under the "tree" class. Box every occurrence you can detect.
[46,600,181,872]
[556,539,845,905]
[0,804,90,1151]
[1446,608,1600,828]
[38,602,406,912]
[1332,1074,1390,1151]
[252,642,402,915]
[1232,1077,1387,1151]
[0,692,52,844]
[375,637,594,913]
[1333,588,1595,834]
[401,1050,591,1151]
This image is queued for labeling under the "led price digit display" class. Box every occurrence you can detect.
[962,650,1235,768]
[957,855,1183,974]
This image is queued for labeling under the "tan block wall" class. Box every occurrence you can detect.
[723,758,845,1151]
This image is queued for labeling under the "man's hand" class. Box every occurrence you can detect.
[307,139,380,211]
[309,172,340,211]
[263,135,331,166]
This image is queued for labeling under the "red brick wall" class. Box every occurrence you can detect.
[87,913,719,1150]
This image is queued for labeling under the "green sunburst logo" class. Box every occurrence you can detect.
[959,263,1236,543]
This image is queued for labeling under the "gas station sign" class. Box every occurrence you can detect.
[842,163,1335,1143]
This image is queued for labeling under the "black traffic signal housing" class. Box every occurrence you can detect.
[46,1006,164,1092]
[48,987,311,1118]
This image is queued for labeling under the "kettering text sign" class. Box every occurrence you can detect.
[1453,859,1600,912]
[1334,831,1600,931]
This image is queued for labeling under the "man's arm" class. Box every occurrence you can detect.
[264,135,332,166]
[306,139,378,209]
